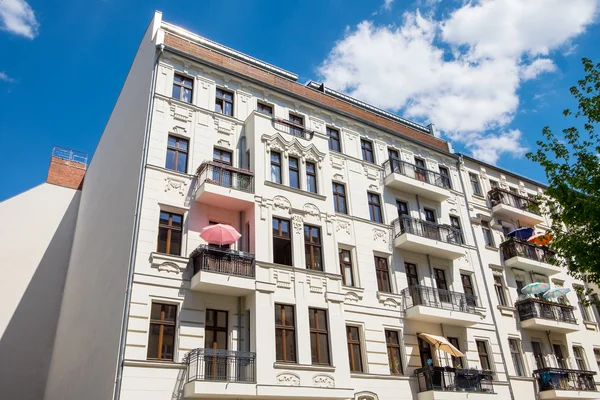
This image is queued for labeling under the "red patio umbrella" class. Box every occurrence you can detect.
[200,224,241,245]
[528,233,553,246]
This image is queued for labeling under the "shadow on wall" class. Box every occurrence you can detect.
[0,195,80,400]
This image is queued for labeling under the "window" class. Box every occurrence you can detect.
[368,193,383,223]
[515,278,525,295]
[406,263,419,286]
[434,268,450,302]
[594,349,600,371]
[273,218,292,266]
[461,274,476,306]
[157,211,183,256]
[450,216,464,244]
[576,289,593,322]
[494,275,507,306]
[553,344,568,369]
[388,148,399,161]
[327,127,341,152]
[439,166,451,189]
[271,152,282,184]
[489,179,499,188]
[306,162,317,193]
[424,208,436,223]
[289,157,300,189]
[397,200,409,217]
[275,304,296,362]
[532,341,546,369]
[414,158,427,182]
[289,113,304,137]
[470,173,482,196]
[332,183,347,214]
[448,337,463,368]
[147,303,177,360]
[215,88,234,116]
[386,330,403,375]
[361,139,374,163]
[574,346,588,370]
[205,309,228,350]
[418,338,433,367]
[476,340,492,371]
[508,339,525,376]
[482,221,495,247]
[166,136,188,173]
[346,326,363,372]
[339,249,354,287]
[257,102,273,115]
[304,225,323,271]
[213,148,232,164]
[172,74,193,103]
[375,256,391,293]
[309,308,330,365]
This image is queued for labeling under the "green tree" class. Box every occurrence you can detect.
[527,58,600,283]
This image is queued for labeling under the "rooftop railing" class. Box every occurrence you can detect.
[515,297,576,324]
[195,161,254,193]
[382,157,451,189]
[533,368,597,393]
[488,187,540,214]
[392,215,463,245]
[415,366,495,393]
[190,245,255,278]
[401,285,478,312]
[185,348,256,383]
[501,240,555,264]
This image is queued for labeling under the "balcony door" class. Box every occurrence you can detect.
[397,201,409,231]
[434,268,450,303]
[415,158,427,183]
[552,344,567,369]
[406,263,420,306]
[205,309,228,380]
[213,148,233,187]
[532,341,546,369]
[423,208,439,240]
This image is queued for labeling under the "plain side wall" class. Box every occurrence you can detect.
[44,13,162,400]
[0,183,81,400]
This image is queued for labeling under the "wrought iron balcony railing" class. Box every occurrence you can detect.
[515,297,577,324]
[185,348,256,383]
[272,117,314,140]
[392,215,463,245]
[195,161,254,193]
[533,368,597,393]
[401,285,478,312]
[190,245,255,278]
[488,187,540,214]
[415,366,495,393]
[501,240,555,264]
[382,157,451,189]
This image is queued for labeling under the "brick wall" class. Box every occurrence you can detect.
[164,33,450,153]
[46,156,86,190]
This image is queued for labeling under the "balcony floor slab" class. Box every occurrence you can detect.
[394,233,464,260]
[539,389,600,400]
[404,305,483,326]
[520,318,579,333]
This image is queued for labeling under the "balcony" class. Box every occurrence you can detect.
[533,368,600,399]
[488,188,544,225]
[501,240,561,276]
[190,245,255,295]
[272,117,315,140]
[382,158,452,202]
[184,348,256,398]
[515,298,578,333]
[415,366,495,399]
[401,285,482,326]
[392,216,464,260]
[194,161,254,211]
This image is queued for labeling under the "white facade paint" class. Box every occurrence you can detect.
[0,183,80,400]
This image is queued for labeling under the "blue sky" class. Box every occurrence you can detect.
[0,0,598,201]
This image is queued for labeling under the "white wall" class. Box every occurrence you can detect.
[43,12,163,400]
[0,183,80,400]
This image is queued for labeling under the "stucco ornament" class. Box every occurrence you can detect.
[277,373,300,386]
[164,177,187,196]
[157,262,183,274]
[291,215,304,234]
[373,228,388,243]
[313,374,335,388]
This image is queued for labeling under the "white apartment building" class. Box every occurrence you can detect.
[2,11,600,400]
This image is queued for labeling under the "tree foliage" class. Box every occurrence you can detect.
[527,58,600,283]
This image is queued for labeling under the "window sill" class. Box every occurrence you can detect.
[273,362,335,372]
[584,320,598,331]
[497,305,516,317]
[264,181,327,201]
[350,372,413,380]
[150,252,190,273]
[146,164,194,179]
[123,359,185,369]
[509,376,535,382]
[485,245,499,252]
[472,194,486,200]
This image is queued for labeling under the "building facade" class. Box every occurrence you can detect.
[3,10,600,400]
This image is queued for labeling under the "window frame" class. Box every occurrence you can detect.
[367,192,383,223]
[147,302,178,361]
[576,288,593,322]
[271,151,282,184]
[346,325,363,372]
[309,308,331,365]
[327,126,342,152]
[573,346,588,370]
[375,256,392,293]
[461,273,476,306]
[509,338,525,376]
[257,101,273,116]
[406,262,419,286]
[275,303,297,363]
[332,182,348,214]
[439,166,451,189]
[166,135,189,173]
[476,340,492,371]
[157,211,183,256]
[424,208,436,223]
[272,217,292,266]
[172,73,193,103]
[215,88,234,117]
[213,147,233,165]
[288,113,304,137]
[494,275,508,306]
[482,220,495,247]
[385,330,403,375]
[470,173,482,196]
[361,139,375,163]
[288,156,300,189]
[306,161,317,193]
[448,337,463,368]
[339,248,355,287]
[450,215,464,244]
[205,309,228,350]
[304,224,323,271]
[532,341,546,369]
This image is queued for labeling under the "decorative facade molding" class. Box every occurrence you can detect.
[292,214,304,234]
[164,177,187,196]
[313,374,335,388]
[303,203,320,218]
[276,373,300,386]
[262,133,326,168]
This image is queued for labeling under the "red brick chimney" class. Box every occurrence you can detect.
[46,146,88,190]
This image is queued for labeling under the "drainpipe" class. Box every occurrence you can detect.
[113,43,164,400]
[416,194,422,219]
[456,157,514,400]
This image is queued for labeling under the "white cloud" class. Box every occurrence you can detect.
[0,72,15,82]
[318,0,597,164]
[0,0,39,39]
[383,0,394,10]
